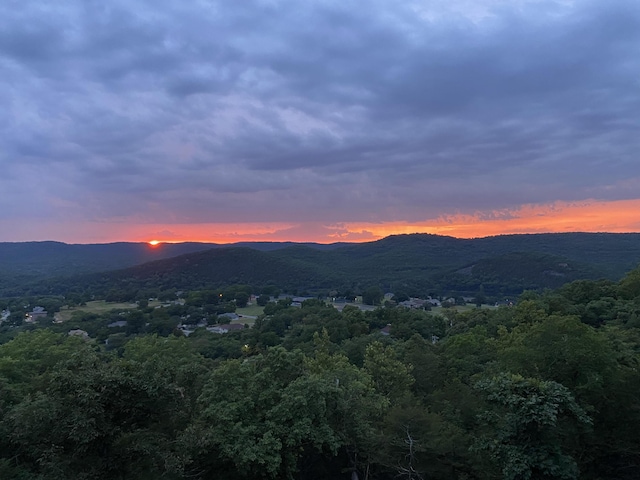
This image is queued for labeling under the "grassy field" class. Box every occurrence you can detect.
[430,304,498,315]
[229,304,265,327]
[235,304,265,317]
[55,300,161,322]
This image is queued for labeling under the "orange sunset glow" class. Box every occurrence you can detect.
[340,199,640,240]
[130,199,640,245]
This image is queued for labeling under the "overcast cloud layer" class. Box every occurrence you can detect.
[1,0,639,241]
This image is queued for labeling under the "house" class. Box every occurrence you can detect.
[25,306,48,323]
[108,320,128,328]
[68,329,90,340]
[177,319,208,336]
[291,296,315,306]
[399,298,427,309]
[494,300,514,307]
[379,325,392,336]
[426,298,441,307]
[207,323,245,334]
[218,312,240,321]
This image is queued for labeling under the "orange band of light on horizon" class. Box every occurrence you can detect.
[337,198,640,240]
[137,198,640,244]
[17,198,637,244]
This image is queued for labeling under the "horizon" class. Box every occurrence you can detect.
[2,197,639,244]
[5,228,640,247]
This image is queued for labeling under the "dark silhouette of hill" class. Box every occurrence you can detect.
[0,241,216,278]
[89,247,339,293]
[0,240,345,279]
[267,234,622,295]
[2,233,640,297]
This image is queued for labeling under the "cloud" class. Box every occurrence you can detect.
[1,0,639,241]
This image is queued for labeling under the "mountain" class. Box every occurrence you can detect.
[89,247,339,293]
[0,241,214,278]
[264,233,634,295]
[7,232,639,298]
[0,240,345,279]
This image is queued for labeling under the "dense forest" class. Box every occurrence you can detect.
[1,264,640,479]
[0,240,346,279]
[5,233,640,299]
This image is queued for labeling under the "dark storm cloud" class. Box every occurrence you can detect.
[1,0,639,228]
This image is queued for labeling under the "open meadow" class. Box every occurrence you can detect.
[55,300,161,322]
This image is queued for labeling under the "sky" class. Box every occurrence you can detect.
[1,0,639,244]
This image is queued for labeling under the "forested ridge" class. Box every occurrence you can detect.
[5,232,640,299]
[0,240,343,279]
[1,266,640,479]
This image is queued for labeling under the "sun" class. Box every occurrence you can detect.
[148,240,161,246]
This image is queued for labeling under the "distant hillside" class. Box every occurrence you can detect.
[0,240,344,279]
[439,252,602,294]
[265,233,637,296]
[472,233,640,279]
[0,241,214,278]
[89,247,340,293]
[9,232,639,298]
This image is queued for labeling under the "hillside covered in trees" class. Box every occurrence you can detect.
[1,265,640,479]
[4,233,640,299]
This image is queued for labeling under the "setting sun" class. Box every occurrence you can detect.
[148,240,161,246]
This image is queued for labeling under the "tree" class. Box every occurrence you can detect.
[0,335,208,479]
[393,292,410,303]
[3,356,181,478]
[439,326,497,380]
[399,334,442,399]
[363,341,413,400]
[363,286,384,306]
[137,298,149,309]
[0,330,88,407]
[618,266,640,300]
[126,309,146,335]
[473,373,591,480]
[234,292,249,308]
[474,286,487,307]
[256,294,270,306]
[496,315,616,403]
[188,337,387,479]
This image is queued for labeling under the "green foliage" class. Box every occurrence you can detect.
[473,373,591,480]
[8,233,640,299]
[0,336,208,479]
[234,291,250,308]
[362,286,384,305]
[363,341,413,399]
[0,330,90,407]
[373,402,478,480]
[496,315,616,402]
[618,265,640,300]
[439,326,497,380]
[256,294,271,306]
[3,263,640,478]
[189,342,386,479]
[399,334,442,398]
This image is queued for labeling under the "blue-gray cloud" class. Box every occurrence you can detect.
[1,0,639,231]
